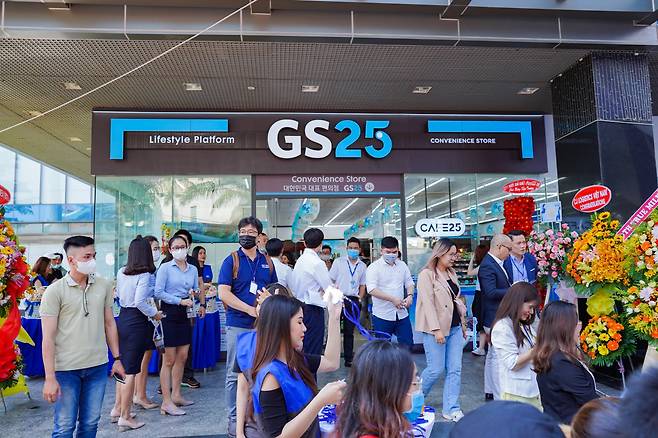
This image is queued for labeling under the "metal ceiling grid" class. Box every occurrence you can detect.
[0,39,591,181]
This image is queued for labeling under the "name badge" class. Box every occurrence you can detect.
[250,282,258,295]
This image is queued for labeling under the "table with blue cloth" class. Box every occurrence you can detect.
[17,300,45,377]
[148,296,222,373]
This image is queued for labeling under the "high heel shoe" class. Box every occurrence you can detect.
[133,398,159,410]
[172,398,194,407]
[117,417,145,432]
[160,404,186,416]
[110,409,136,423]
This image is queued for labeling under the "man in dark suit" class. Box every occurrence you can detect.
[503,230,538,285]
[478,233,513,401]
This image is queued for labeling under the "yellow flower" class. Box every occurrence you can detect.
[611,220,620,228]
[599,333,610,341]
[598,212,611,220]
[598,345,609,356]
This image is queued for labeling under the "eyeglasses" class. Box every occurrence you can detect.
[239,229,259,237]
[170,245,187,251]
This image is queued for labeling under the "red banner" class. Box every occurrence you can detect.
[617,188,658,240]
[503,179,541,194]
[571,185,611,213]
[0,184,10,206]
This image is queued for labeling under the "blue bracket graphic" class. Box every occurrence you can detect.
[110,118,229,160]
[427,120,534,159]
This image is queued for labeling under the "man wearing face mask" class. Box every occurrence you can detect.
[49,252,67,281]
[366,236,416,349]
[289,228,334,356]
[257,232,268,255]
[329,237,367,367]
[218,217,277,438]
[40,236,126,437]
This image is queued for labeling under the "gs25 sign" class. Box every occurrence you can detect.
[267,119,392,159]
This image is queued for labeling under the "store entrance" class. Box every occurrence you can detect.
[255,197,402,265]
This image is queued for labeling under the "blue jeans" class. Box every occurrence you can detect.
[420,327,463,416]
[225,325,253,437]
[53,363,107,438]
[372,315,414,347]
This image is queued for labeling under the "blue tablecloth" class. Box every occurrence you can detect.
[192,311,221,369]
[17,315,45,378]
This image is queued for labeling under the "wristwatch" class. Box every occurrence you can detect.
[113,355,122,361]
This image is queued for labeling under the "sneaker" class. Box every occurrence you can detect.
[485,393,494,401]
[471,348,486,356]
[344,361,352,368]
[442,410,464,422]
[182,376,201,389]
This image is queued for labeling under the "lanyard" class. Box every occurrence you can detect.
[512,257,527,279]
[522,324,535,348]
[247,253,260,282]
[347,260,359,278]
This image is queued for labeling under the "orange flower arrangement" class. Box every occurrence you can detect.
[580,314,634,367]
[565,212,627,295]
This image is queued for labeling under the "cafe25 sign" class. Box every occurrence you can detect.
[267,119,392,159]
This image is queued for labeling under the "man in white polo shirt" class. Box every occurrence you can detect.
[289,228,333,355]
[329,236,367,367]
[366,236,415,349]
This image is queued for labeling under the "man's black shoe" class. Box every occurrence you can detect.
[485,393,494,401]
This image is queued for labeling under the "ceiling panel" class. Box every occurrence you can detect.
[0,38,590,181]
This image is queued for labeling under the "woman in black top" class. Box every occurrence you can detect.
[534,301,598,423]
[239,295,345,438]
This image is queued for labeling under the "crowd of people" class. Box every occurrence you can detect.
[33,218,658,438]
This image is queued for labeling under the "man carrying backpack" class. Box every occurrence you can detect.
[218,216,277,438]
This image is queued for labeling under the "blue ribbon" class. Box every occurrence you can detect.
[342,297,392,341]
[318,405,337,424]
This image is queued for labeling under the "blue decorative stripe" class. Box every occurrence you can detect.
[255,191,400,196]
[110,118,229,160]
[427,120,534,159]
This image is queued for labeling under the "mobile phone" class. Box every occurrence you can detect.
[113,374,126,384]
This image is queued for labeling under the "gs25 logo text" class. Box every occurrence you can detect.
[267,119,392,159]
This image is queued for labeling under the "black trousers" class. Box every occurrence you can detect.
[302,304,325,356]
[341,296,360,363]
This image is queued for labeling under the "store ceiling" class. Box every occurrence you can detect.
[0,38,591,182]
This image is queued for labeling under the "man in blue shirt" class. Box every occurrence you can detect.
[218,217,277,438]
[503,230,538,285]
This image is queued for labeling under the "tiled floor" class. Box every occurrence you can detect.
[2,348,618,438]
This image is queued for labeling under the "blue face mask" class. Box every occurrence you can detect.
[383,253,398,264]
[347,249,360,260]
[404,389,424,422]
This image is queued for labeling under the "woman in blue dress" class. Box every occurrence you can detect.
[192,246,213,284]
[31,256,53,290]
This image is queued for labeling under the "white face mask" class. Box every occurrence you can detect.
[75,258,96,275]
[172,248,187,261]
[152,250,161,263]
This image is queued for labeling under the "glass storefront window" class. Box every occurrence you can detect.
[95,175,251,277]
[14,155,41,204]
[41,166,66,204]
[66,176,92,204]
[404,174,560,281]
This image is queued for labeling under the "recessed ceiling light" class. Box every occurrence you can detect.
[47,3,71,11]
[183,82,203,91]
[63,81,81,90]
[301,85,319,93]
[247,86,256,91]
[26,110,43,117]
[412,86,432,94]
[69,137,82,142]
[517,87,540,95]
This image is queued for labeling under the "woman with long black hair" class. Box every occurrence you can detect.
[534,301,597,423]
[112,235,163,430]
[245,294,345,438]
[490,282,541,408]
[336,341,422,438]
